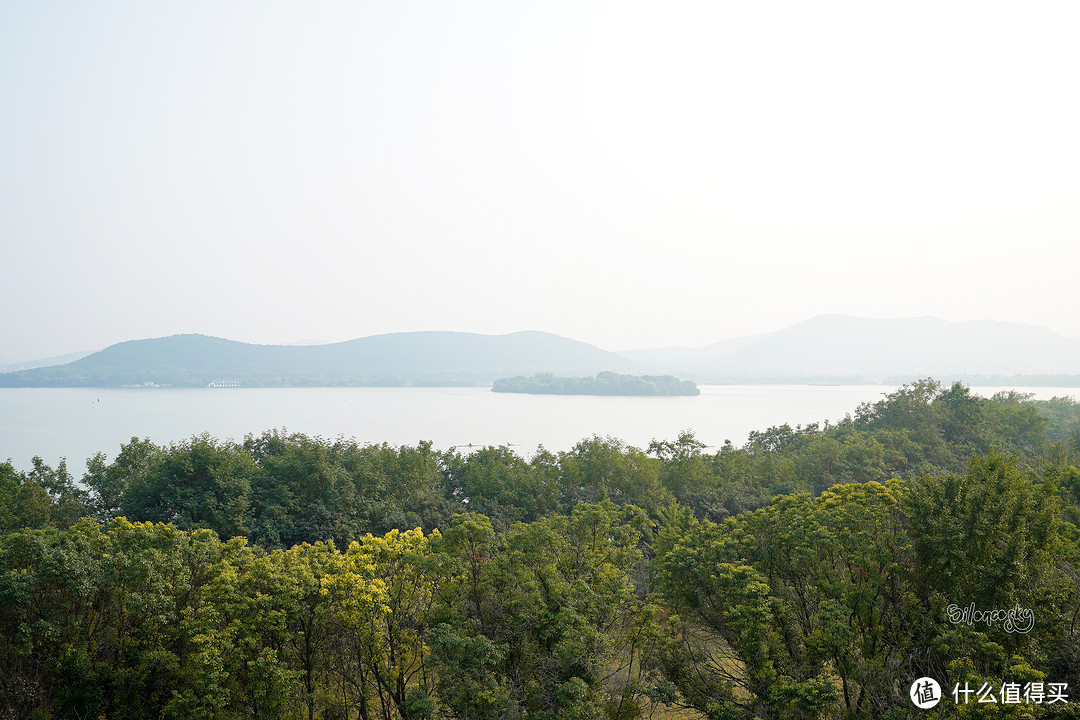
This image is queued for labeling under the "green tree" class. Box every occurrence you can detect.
[0,460,53,532]
[84,437,159,522]
[122,433,256,538]
[558,437,669,515]
[650,431,729,522]
[245,430,360,548]
[441,445,561,530]
[432,502,654,720]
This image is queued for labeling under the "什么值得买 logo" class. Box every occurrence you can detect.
[910,677,942,709]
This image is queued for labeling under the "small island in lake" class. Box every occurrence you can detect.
[492,371,700,396]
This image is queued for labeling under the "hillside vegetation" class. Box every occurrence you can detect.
[3,380,1080,718]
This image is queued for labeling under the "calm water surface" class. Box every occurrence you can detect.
[1,385,1075,472]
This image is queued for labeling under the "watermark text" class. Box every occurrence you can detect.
[947,602,1034,633]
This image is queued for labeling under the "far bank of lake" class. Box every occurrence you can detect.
[1,384,1076,473]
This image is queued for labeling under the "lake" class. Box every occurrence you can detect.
[1,384,1076,473]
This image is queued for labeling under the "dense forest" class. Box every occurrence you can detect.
[492,372,700,396]
[3,380,1080,719]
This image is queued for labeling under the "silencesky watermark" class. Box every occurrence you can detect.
[947,602,1034,633]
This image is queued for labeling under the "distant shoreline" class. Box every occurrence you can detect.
[492,372,700,397]
[4,321,1080,388]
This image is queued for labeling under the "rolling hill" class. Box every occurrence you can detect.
[0,331,643,387]
[2,316,1078,388]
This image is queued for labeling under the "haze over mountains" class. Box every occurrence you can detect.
[0,350,97,374]
[2,315,1079,388]
[624,315,1080,382]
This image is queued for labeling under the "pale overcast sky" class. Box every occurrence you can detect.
[2,0,1078,362]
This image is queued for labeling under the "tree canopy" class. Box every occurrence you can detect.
[3,380,1080,718]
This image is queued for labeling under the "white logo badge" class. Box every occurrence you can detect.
[910,677,942,709]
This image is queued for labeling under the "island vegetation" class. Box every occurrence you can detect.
[3,380,1080,718]
[493,371,700,396]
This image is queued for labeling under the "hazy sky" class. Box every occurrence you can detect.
[2,1,1078,362]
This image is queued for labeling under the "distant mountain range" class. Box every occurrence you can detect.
[622,315,1080,383]
[2,316,1079,388]
[0,331,640,388]
[0,349,96,373]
